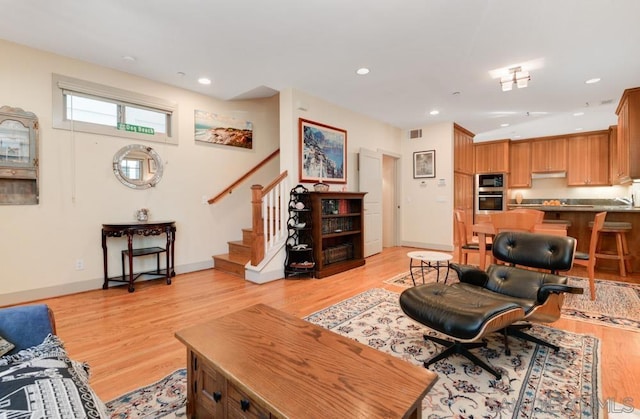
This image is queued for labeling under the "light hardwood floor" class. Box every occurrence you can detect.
[16,246,640,411]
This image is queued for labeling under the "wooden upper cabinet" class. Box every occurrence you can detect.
[566,132,610,186]
[453,123,474,174]
[474,139,509,173]
[508,140,531,188]
[609,125,619,183]
[615,87,640,184]
[530,137,567,173]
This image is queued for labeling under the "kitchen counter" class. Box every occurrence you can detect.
[507,204,640,212]
[509,206,640,274]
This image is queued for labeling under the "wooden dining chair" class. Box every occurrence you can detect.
[490,211,540,233]
[454,209,491,264]
[573,211,607,300]
[510,208,545,223]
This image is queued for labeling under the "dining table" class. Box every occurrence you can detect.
[472,222,568,270]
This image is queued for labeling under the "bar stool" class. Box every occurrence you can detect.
[588,220,633,276]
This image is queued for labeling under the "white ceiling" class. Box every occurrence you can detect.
[2,0,640,141]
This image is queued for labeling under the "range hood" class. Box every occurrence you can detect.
[531,171,566,179]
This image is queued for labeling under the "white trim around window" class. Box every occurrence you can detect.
[52,74,179,145]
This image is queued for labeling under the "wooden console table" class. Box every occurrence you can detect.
[101,220,176,292]
[175,304,437,418]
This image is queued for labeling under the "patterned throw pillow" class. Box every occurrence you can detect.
[0,334,14,356]
[0,334,108,418]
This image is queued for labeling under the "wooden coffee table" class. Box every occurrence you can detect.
[175,304,437,418]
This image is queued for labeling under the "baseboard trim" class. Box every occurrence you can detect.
[400,241,454,252]
[0,260,214,307]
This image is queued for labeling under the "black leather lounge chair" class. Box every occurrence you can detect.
[400,231,583,379]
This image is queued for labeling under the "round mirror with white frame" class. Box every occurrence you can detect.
[112,144,163,189]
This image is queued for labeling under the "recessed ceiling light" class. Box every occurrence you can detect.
[575,127,583,131]
[177,72,186,77]
[122,55,136,62]
[500,123,510,127]
[356,68,370,75]
[198,77,212,85]
[585,78,601,84]
[573,112,584,116]
[429,110,439,116]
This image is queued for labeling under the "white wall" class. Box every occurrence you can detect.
[279,89,403,192]
[0,40,280,305]
[401,122,454,251]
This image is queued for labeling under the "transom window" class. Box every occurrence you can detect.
[52,74,178,144]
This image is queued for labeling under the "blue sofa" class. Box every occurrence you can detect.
[0,304,56,354]
[0,304,109,418]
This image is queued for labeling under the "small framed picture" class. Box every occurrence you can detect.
[413,150,435,178]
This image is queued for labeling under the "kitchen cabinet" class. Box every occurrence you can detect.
[566,131,609,186]
[454,123,474,174]
[474,139,509,173]
[615,86,640,184]
[454,172,474,243]
[531,136,567,173]
[509,140,532,188]
[609,125,618,184]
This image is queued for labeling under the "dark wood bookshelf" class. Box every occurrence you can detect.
[309,191,366,278]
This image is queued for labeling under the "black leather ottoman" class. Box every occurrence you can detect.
[400,283,525,379]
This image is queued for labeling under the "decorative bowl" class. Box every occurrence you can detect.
[314,182,329,192]
[294,222,306,228]
[295,202,305,210]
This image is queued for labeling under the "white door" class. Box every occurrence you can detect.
[358,148,383,257]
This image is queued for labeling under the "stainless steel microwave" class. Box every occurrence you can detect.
[476,173,505,188]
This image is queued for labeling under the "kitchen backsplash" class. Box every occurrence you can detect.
[509,177,633,201]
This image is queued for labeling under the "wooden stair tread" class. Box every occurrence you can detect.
[212,253,248,278]
[214,253,250,263]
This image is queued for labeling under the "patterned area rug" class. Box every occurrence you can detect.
[384,269,640,331]
[306,288,602,418]
[106,369,187,418]
[105,288,602,418]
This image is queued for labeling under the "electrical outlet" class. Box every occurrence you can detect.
[75,259,84,270]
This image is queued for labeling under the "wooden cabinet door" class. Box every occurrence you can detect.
[454,172,474,244]
[474,140,509,173]
[616,97,631,183]
[509,141,531,188]
[609,126,618,184]
[191,352,226,417]
[567,134,609,186]
[586,133,610,185]
[531,137,567,173]
[454,124,474,174]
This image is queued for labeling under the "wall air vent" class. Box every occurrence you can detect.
[409,129,422,139]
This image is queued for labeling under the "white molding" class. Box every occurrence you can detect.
[0,260,213,307]
[400,241,454,252]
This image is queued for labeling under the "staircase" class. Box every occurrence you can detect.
[211,170,290,281]
[212,228,253,278]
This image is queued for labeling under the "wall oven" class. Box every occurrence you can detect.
[475,173,507,215]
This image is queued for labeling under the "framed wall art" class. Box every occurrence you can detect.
[194,109,253,149]
[299,118,347,184]
[413,150,435,178]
